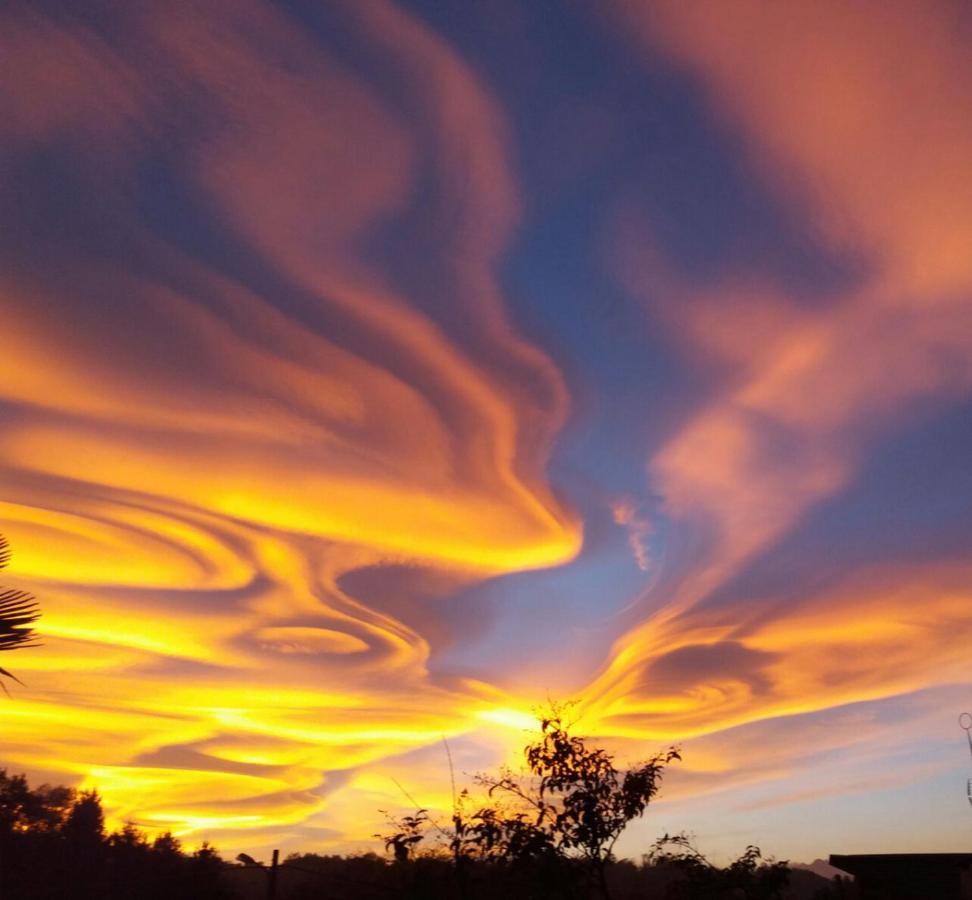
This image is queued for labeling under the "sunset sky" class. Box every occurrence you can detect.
[3,0,972,864]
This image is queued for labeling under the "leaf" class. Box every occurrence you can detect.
[0,589,41,651]
[0,535,42,690]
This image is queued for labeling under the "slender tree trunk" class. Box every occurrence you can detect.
[595,858,613,900]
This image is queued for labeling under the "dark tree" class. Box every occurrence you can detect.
[377,809,432,863]
[63,790,106,844]
[469,708,679,899]
[0,770,73,834]
[0,771,234,900]
[379,705,680,900]
[648,832,790,900]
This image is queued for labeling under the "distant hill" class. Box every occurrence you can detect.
[793,858,852,880]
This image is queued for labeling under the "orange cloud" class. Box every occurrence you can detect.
[0,0,579,846]
[579,0,972,795]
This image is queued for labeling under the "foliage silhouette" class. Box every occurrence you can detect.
[0,534,41,689]
[648,833,790,900]
[0,770,233,900]
[376,808,432,863]
[0,766,831,899]
[378,704,681,899]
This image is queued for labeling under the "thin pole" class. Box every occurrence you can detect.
[961,714,972,808]
[266,848,279,900]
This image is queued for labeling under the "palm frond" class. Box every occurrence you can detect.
[0,535,42,690]
[0,666,24,689]
[0,589,41,651]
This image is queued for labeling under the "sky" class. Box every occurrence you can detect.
[2,0,972,865]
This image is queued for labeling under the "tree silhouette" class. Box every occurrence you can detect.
[469,707,679,899]
[379,704,680,900]
[0,771,233,900]
[0,770,73,834]
[377,809,432,863]
[648,833,790,900]
[0,535,40,689]
[63,790,106,846]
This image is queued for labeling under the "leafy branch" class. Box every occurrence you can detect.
[0,535,41,688]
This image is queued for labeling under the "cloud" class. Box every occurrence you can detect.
[573,0,972,802]
[611,496,653,571]
[0,0,578,843]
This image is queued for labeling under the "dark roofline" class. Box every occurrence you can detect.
[831,854,972,862]
[830,853,972,876]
